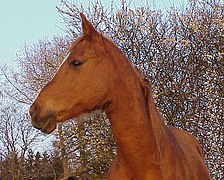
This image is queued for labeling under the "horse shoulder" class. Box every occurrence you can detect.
[168,126,204,158]
[107,156,134,180]
[168,126,210,179]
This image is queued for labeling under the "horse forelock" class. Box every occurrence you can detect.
[68,36,85,52]
[68,32,107,52]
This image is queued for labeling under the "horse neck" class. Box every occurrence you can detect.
[146,86,170,152]
[106,71,168,176]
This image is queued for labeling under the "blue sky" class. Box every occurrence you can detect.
[0,0,186,65]
[0,0,63,64]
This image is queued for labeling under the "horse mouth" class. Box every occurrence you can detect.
[41,115,57,134]
[31,114,57,134]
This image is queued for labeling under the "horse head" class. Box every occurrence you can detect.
[29,13,128,133]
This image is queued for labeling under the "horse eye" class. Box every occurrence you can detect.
[70,60,82,68]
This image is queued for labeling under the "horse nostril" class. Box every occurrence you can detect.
[29,105,37,118]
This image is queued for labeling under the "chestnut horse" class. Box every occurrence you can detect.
[29,13,210,179]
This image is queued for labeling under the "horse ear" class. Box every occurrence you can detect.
[80,13,97,39]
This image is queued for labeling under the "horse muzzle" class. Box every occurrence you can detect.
[29,104,57,134]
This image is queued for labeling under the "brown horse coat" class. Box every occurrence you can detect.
[29,13,210,179]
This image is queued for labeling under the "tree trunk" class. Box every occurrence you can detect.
[58,124,69,178]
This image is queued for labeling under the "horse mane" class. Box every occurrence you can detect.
[134,67,154,106]
[134,67,166,132]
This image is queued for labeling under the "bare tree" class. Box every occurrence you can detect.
[1,0,222,179]
[0,101,41,179]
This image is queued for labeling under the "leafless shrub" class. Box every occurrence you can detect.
[1,0,222,179]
